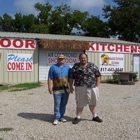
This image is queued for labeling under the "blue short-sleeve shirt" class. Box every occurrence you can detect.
[48,64,71,89]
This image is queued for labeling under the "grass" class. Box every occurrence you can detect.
[101,79,119,84]
[0,127,13,132]
[101,78,139,84]
[0,85,9,91]
[0,82,42,92]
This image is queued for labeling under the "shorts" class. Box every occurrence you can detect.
[75,85,99,108]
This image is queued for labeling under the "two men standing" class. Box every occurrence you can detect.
[48,53,102,125]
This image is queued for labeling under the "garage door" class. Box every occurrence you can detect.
[39,49,82,81]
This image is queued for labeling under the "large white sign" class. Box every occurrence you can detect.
[47,51,79,65]
[7,53,33,71]
[0,38,36,49]
[89,42,140,54]
[100,53,124,75]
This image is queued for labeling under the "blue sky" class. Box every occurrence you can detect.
[0,0,116,21]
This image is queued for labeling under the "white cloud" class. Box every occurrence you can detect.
[70,0,105,11]
[13,0,106,16]
[14,0,45,15]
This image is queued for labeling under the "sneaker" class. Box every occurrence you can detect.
[59,118,67,122]
[53,120,58,125]
[72,117,81,124]
[92,116,103,122]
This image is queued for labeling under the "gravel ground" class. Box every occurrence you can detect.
[0,81,140,140]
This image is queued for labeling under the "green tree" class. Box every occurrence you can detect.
[81,15,109,37]
[30,24,49,33]
[0,13,14,31]
[49,3,73,34]
[72,10,89,35]
[13,13,24,32]
[34,2,52,25]
[22,14,37,33]
[103,0,140,42]
[33,2,52,34]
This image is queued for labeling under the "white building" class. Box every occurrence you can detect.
[0,32,140,84]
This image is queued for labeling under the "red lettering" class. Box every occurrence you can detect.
[96,43,99,51]
[0,38,11,47]
[89,43,95,51]
[72,59,76,63]
[65,59,68,63]
[15,62,20,70]
[28,63,32,70]
[68,59,70,63]
[65,58,77,63]
[108,44,115,51]
[13,39,23,48]
[48,58,57,63]
[7,62,24,70]
[100,44,106,51]
[138,46,140,53]
[11,62,15,70]
[124,45,130,52]
[116,45,123,52]
[26,63,32,70]
[88,42,140,53]
[48,58,76,63]
[7,62,11,70]
[25,40,35,48]
[0,38,35,49]
[20,63,24,70]
[131,46,137,53]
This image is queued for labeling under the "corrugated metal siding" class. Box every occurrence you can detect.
[86,51,99,66]
[0,47,38,84]
[124,53,133,72]
[86,51,133,81]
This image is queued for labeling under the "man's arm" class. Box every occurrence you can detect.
[48,78,53,94]
[69,78,74,93]
[96,76,101,88]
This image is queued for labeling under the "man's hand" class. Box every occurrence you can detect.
[69,78,74,93]
[48,78,53,94]
[96,76,100,89]
[96,86,100,89]
[48,88,53,94]
[69,86,74,93]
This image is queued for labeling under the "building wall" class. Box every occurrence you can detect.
[133,54,140,78]
[0,47,38,84]
[86,51,133,80]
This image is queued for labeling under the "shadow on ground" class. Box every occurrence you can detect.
[18,113,73,123]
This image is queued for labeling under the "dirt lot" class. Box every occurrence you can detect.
[0,81,140,140]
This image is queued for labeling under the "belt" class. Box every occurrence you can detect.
[53,86,68,91]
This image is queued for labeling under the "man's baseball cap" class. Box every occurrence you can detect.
[58,54,65,59]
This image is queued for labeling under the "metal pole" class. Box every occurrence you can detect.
[131,50,134,72]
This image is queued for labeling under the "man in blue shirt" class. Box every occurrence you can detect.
[48,54,71,125]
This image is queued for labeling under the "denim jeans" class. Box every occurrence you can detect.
[53,90,69,120]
